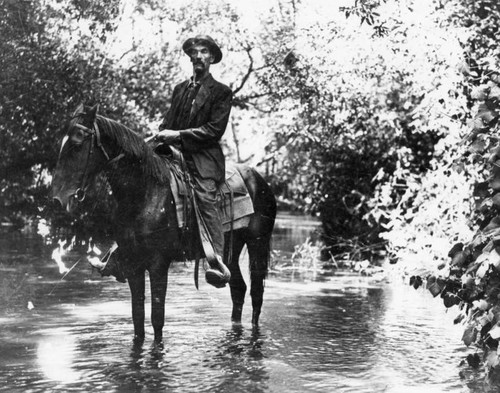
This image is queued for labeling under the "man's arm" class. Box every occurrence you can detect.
[178,86,232,152]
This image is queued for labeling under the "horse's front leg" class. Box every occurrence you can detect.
[149,256,169,343]
[128,268,146,344]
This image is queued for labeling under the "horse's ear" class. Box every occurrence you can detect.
[87,104,99,121]
[72,103,85,117]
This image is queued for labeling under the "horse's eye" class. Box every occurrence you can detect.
[71,128,86,144]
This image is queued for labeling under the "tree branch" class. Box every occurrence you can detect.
[232,46,254,96]
[230,119,242,162]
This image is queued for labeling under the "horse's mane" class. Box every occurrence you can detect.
[96,115,171,183]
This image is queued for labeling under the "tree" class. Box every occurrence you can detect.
[246,0,468,259]
[1,0,120,226]
[374,0,500,382]
[0,0,179,234]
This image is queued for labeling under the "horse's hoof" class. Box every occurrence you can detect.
[133,335,145,347]
[205,269,229,288]
[153,338,164,348]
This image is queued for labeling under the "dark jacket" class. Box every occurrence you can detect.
[159,73,232,183]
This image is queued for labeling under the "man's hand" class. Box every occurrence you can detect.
[153,129,181,145]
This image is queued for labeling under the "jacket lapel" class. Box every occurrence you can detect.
[189,74,214,122]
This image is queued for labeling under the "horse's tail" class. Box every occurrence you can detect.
[247,232,273,279]
[236,165,277,279]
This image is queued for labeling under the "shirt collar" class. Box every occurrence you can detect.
[189,73,211,87]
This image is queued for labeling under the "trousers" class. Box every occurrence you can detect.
[187,160,224,257]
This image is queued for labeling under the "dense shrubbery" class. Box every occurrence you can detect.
[408,71,500,382]
[253,1,470,260]
[371,0,500,382]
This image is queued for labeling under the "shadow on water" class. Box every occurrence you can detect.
[0,218,492,392]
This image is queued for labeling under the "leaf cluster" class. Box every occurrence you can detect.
[399,0,500,380]
[340,0,388,36]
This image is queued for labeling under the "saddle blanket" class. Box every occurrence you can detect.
[170,164,254,231]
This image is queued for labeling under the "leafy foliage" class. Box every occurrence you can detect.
[1,1,111,225]
[251,0,470,259]
[0,0,478,257]
[0,0,178,235]
[340,0,388,36]
[381,0,500,382]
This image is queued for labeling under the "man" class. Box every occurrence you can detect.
[153,35,232,288]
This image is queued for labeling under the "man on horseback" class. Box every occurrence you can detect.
[54,36,275,332]
[152,35,232,288]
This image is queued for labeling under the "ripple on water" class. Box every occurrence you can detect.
[0,266,490,392]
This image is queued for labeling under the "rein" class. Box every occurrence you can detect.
[72,118,125,201]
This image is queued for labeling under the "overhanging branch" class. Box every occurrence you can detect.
[232,46,254,96]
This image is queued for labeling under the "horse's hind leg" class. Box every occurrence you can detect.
[247,234,271,325]
[225,233,246,323]
[149,256,169,343]
[128,269,146,344]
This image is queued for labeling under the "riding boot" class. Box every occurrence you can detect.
[205,254,231,288]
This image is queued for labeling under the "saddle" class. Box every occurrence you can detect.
[164,147,254,232]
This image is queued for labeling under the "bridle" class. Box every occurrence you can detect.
[71,116,124,202]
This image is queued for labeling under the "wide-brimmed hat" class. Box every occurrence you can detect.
[182,35,223,64]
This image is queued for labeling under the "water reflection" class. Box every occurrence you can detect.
[273,213,321,255]
[0,229,492,392]
[0,263,484,392]
[37,329,80,383]
[207,325,269,392]
[260,278,388,385]
[82,323,272,393]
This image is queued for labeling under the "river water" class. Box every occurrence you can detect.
[0,215,490,392]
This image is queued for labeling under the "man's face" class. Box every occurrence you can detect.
[189,44,214,75]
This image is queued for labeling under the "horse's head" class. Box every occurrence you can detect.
[51,104,110,213]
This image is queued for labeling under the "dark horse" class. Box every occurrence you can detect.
[51,104,276,343]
